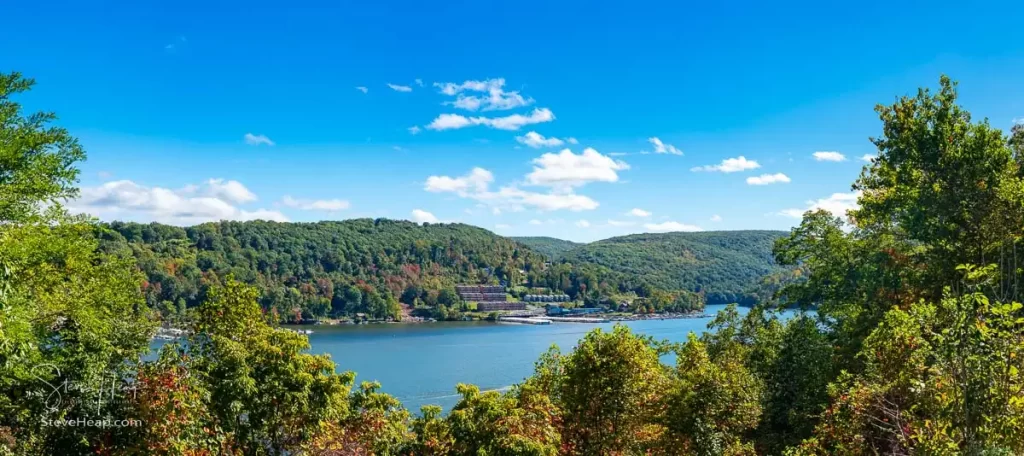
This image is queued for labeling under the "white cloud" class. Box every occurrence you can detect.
[447,184,597,212]
[779,191,862,219]
[710,214,722,222]
[387,83,413,92]
[746,173,791,185]
[414,78,424,87]
[426,108,554,131]
[411,209,439,223]
[567,137,579,144]
[202,178,257,203]
[426,114,473,130]
[485,187,599,212]
[525,148,629,188]
[355,86,368,94]
[408,126,422,135]
[70,179,287,224]
[628,208,651,217]
[280,195,350,211]
[529,218,564,225]
[491,207,501,215]
[859,154,876,162]
[244,133,275,146]
[482,108,554,130]
[434,79,494,96]
[575,219,591,228]
[691,156,760,173]
[1013,117,1024,125]
[450,96,483,111]
[606,219,636,227]
[515,131,565,148]
[426,163,604,213]
[643,221,703,232]
[452,92,531,111]
[648,137,683,155]
[813,151,847,162]
[433,78,533,111]
[425,167,494,194]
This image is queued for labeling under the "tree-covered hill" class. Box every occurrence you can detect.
[101,220,787,321]
[559,230,788,304]
[512,236,582,259]
[100,219,547,321]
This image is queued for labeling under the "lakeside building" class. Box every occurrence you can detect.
[455,285,506,302]
[477,301,528,312]
[457,284,526,312]
[523,294,571,303]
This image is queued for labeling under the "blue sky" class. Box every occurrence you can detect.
[3,0,1023,242]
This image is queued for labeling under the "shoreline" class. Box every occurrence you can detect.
[286,309,710,327]
[152,310,713,340]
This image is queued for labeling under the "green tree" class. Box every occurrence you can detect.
[555,325,669,455]
[779,76,1024,455]
[853,76,1024,296]
[0,72,85,223]
[662,334,761,456]
[437,288,459,307]
[0,71,154,455]
[793,266,1024,455]
[187,279,353,455]
[442,383,559,456]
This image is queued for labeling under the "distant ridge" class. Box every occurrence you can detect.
[512,236,582,259]
[558,230,788,304]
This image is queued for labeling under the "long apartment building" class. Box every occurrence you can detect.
[456,284,525,312]
[476,301,527,312]
[455,285,506,302]
[523,294,571,303]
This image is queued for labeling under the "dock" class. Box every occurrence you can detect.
[499,316,552,325]
[545,316,610,323]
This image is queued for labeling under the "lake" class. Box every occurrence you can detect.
[286,304,788,412]
[150,305,797,412]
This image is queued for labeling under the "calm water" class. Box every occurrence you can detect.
[289,304,792,412]
[151,305,798,412]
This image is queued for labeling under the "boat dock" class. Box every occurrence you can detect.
[545,316,610,323]
[499,316,552,325]
[498,316,609,324]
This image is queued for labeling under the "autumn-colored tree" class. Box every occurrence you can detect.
[117,349,238,456]
[442,383,559,456]
[793,266,1024,455]
[553,325,669,455]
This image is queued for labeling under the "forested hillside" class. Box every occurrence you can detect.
[104,221,788,321]
[559,230,787,304]
[512,236,581,259]
[99,219,546,321]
